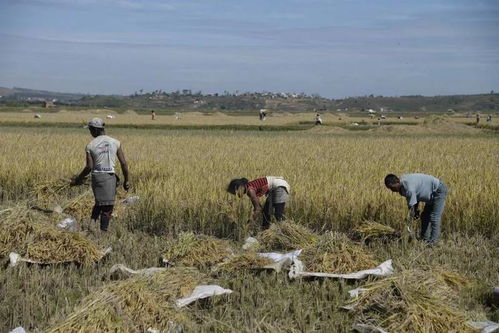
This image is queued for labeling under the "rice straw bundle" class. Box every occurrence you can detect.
[47,267,203,332]
[0,206,102,264]
[216,252,274,273]
[300,232,377,273]
[353,221,397,240]
[348,269,474,333]
[257,221,318,251]
[163,232,234,267]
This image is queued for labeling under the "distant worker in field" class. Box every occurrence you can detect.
[487,115,492,122]
[227,176,290,229]
[259,109,267,121]
[384,173,448,245]
[315,113,323,125]
[71,118,130,232]
[476,113,480,125]
[151,110,156,120]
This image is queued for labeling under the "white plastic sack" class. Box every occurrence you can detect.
[242,237,259,250]
[110,264,167,278]
[176,285,233,308]
[9,247,112,267]
[9,327,27,333]
[289,259,394,280]
[352,323,388,333]
[57,217,77,230]
[468,321,499,333]
[257,250,303,273]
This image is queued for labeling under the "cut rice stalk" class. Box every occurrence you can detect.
[257,221,318,251]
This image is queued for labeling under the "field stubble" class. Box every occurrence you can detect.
[0,125,498,332]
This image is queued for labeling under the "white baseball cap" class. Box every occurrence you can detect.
[86,117,105,128]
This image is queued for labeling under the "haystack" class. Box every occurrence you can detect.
[0,205,103,264]
[257,221,318,251]
[162,232,234,268]
[215,252,274,273]
[300,232,377,273]
[353,221,397,241]
[348,269,474,333]
[48,267,203,332]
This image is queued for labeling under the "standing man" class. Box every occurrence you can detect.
[384,173,448,244]
[71,118,130,231]
[151,110,156,120]
[227,176,290,229]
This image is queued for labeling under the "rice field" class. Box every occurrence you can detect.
[0,110,498,332]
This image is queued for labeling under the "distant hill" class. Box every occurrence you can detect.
[1,86,498,113]
[0,87,85,102]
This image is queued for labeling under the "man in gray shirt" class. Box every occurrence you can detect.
[384,173,448,244]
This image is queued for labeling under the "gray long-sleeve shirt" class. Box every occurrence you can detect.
[399,173,441,208]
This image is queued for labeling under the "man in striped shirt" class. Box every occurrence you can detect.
[227,176,290,229]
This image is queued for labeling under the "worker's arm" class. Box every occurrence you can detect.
[117,146,130,191]
[246,188,261,220]
[408,203,419,220]
[71,152,93,186]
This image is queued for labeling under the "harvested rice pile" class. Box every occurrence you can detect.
[258,221,318,251]
[348,269,474,333]
[163,232,234,267]
[353,221,397,241]
[0,205,102,264]
[48,267,203,332]
[216,252,274,273]
[300,232,377,273]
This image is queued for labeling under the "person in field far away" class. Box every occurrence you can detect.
[71,117,130,231]
[227,176,290,229]
[384,173,448,245]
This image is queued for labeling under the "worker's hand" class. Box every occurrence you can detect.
[251,208,261,221]
[70,176,82,187]
[123,181,131,191]
[413,209,420,219]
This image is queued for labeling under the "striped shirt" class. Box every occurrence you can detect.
[246,178,269,198]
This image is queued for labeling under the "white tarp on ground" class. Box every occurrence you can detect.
[469,321,499,333]
[176,285,233,308]
[289,259,394,280]
[8,247,112,267]
[257,250,303,273]
[109,264,167,278]
[352,323,388,333]
[9,327,26,333]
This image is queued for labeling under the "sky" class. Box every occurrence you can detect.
[0,0,498,98]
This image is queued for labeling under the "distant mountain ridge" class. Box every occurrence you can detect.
[0,86,498,113]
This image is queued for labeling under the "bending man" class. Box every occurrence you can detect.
[71,118,130,231]
[384,173,448,244]
[227,176,290,229]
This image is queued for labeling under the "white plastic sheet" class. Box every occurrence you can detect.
[9,327,27,333]
[57,217,77,230]
[468,321,499,333]
[242,237,259,250]
[8,247,112,267]
[289,259,394,280]
[176,285,233,308]
[257,250,303,273]
[352,323,388,333]
[109,264,167,277]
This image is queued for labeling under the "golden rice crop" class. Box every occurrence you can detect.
[47,267,203,332]
[257,221,318,251]
[348,269,474,333]
[163,232,234,267]
[353,221,397,241]
[0,204,102,264]
[215,252,274,273]
[300,231,377,273]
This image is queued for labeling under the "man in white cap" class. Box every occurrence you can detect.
[71,117,130,231]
